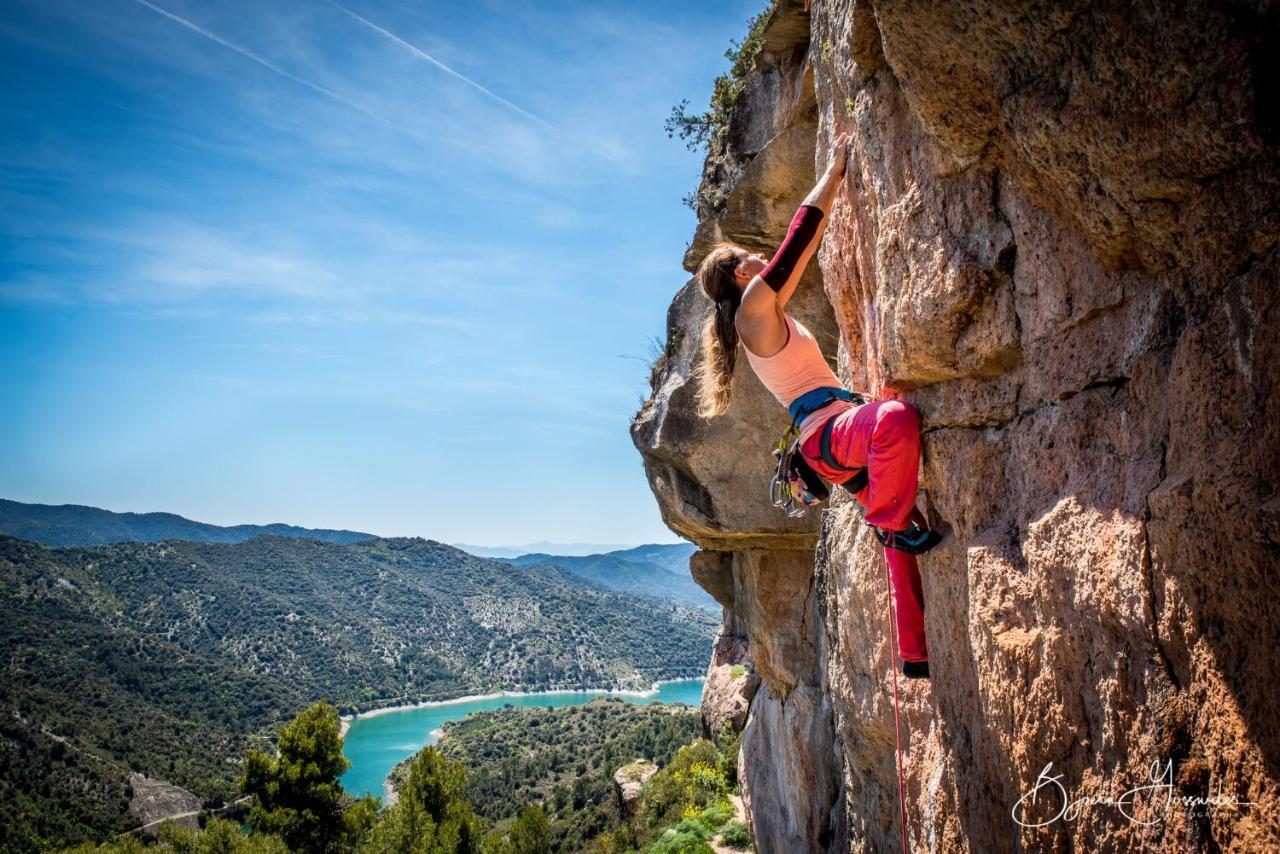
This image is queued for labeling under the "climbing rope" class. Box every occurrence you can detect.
[883,552,910,854]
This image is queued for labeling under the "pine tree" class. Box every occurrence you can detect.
[358,748,483,854]
[507,804,550,854]
[241,702,364,854]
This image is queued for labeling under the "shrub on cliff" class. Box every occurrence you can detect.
[717,821,750,850]
[636,740,731,834]
[503,804,552,853]
[665,7,771,154]
[647,820,713,854]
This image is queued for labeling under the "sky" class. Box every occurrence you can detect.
[0,0,767,546]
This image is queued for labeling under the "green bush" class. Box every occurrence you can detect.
[508,803,551,854]
[241,702,374,854]
[647,823,713,854]
[622,726,747,852]
[159,819,290,853]
[691,798,734,833]
[718,820,751,849]
[358,748,482,854]
[637,741,724,831]
[714,729,740,787]
[58,838,148,854]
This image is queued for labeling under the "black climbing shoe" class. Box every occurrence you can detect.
[902,660,930,680]
[875,522,942,555]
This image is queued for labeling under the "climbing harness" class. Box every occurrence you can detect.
[884,548,911,854]
[768,386,868,517]
[785,385,860,427]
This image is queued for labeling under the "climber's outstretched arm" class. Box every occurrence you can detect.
[741,133,850,319]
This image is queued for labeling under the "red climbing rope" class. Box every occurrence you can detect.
[884,551,910,854]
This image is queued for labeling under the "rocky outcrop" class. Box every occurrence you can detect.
[614,760,659,822]
[126,773,202,836]
[701,609,761,740]
[634,1,1279,851]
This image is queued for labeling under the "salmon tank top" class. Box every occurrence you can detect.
[742,313,854,443]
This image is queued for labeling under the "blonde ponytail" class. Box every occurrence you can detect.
[694,244,745,418]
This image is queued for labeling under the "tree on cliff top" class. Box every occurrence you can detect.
[665,6,771,155]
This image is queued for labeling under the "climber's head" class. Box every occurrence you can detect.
[698,244,765,299]
[694,242,758,418]
[731,246,768,285]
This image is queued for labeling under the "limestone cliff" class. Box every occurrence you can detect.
[632,1,1279,850]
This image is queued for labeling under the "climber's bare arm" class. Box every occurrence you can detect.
[771,156,844,310]
[737,133,850,348]
[799,134,850,216]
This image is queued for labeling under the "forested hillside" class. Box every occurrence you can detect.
[0,534,717,850]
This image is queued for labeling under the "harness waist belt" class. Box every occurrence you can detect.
[788,386,858,426]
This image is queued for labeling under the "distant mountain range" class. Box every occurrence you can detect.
[500,543,712,612]
[0,498,375,546]
[0,533,718,848]
[454,541,638,558]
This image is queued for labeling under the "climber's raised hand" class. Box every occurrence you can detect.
[800,132,851,212]
[740,130,853,315]
[829,131,852,178]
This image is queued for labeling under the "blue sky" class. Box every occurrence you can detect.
[0,0,766,546]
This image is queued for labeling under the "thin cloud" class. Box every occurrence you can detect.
[130,0,388,127]
[327,0,558,132]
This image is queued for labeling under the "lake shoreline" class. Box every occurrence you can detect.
[338,677,702,739]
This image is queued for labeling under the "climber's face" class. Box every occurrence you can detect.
[733,248,768,287]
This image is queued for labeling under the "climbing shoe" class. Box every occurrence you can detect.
[875,522,942,555]
[902,659,930,680]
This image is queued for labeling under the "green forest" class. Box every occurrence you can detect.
[61,702,748,854]
[0,535,717,851]
[394,699,703,849]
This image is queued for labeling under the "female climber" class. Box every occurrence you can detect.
[693,132,940,680]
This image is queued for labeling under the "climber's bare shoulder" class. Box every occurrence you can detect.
[736,279,788,356]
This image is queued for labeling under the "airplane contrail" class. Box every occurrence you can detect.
[327,0,558,132]
[131,0,390,127]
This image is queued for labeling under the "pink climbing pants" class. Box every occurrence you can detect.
[800,400,929,662]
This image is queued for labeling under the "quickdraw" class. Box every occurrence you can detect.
[770,424,825,517]
[768,386,868,518]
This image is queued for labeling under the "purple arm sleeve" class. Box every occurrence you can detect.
[760,204,825,292]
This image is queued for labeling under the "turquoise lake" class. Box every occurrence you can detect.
[340,679,706,799]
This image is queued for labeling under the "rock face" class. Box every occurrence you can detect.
[633,1,1279,851]
[700,609,761,740]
